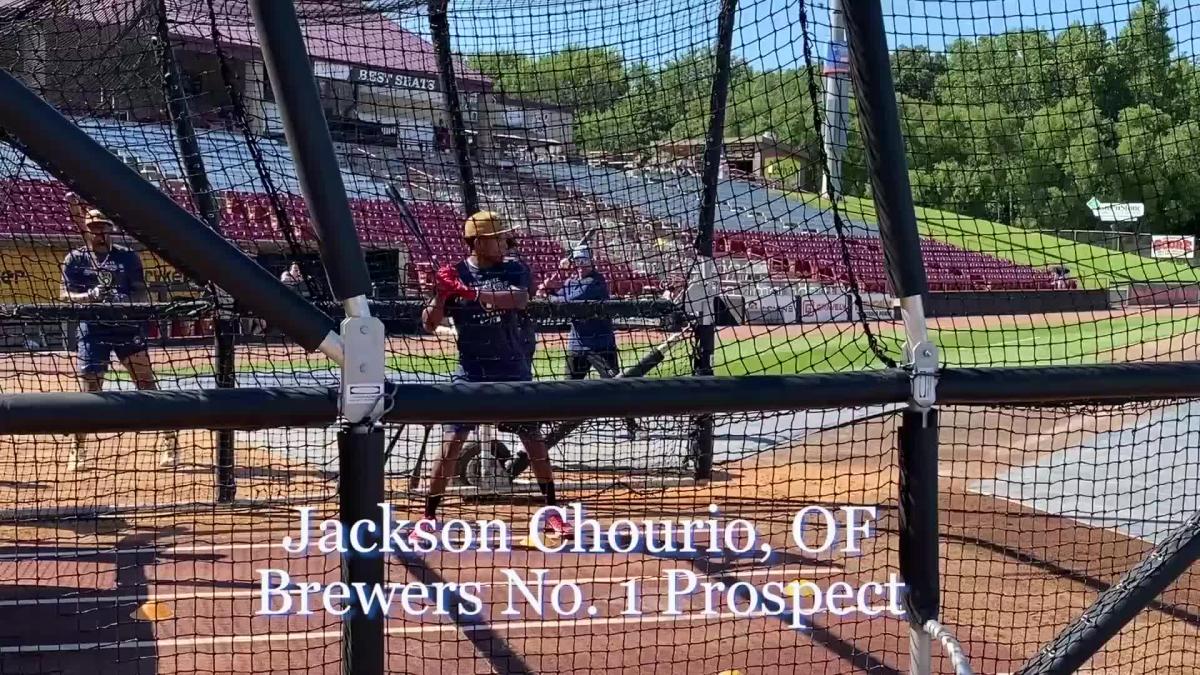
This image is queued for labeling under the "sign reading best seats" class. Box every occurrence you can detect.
[310,60,440,93]
[349,67,439,92]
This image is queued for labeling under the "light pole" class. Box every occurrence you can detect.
[822,0,850,201]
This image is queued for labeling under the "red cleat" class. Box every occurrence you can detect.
[407,519,438,550]
[543,512,575,539]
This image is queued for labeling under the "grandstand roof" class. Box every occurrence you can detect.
[173,1,490,90]
[0,0,489,89]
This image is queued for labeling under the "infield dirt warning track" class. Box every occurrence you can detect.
[1,432,1198,675]
[0,515,948,675]
[3,314,1200,673]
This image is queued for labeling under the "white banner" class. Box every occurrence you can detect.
[312,61,352,82]
[349,66,438,92]
[1151,235,1196,259]
[1087,197,1144,222]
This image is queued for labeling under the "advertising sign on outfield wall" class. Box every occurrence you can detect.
[791,288,852,324]
[0,244,197,304]
[1150,235,1196,259]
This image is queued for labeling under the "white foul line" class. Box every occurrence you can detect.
[0,566,840,608]
[0,542,276,561]
[995,335,1042,348]
[0,610,787,654]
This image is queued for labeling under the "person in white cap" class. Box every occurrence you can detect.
[60,193,178,471]
[541,246,619,376]
[541,245,642,437]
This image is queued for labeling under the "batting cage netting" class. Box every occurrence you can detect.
[1,0,1199,674]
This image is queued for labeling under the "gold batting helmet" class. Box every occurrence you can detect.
[463,211,515,238]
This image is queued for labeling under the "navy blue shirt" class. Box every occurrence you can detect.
[62,245,145,339]
[448,258,535,381]
[506,255,537,360]
[551,270,616,353]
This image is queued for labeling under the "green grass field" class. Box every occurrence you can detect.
[710,312,1200,375]
[126,311,1197,382]
[795,191,1200,289]
[113,192,1197,383]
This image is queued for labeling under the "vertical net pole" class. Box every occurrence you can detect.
[691,0,739,481]
[900,409,940,672]
[428,0,480,215]
[842,0,928,300]
[843,2,938,673]
[212,321,237,502]
[247,3,386,675]
[154,23,220,229]
[248,1,371,300]
[337,428,386,675]
[152,0,237,503]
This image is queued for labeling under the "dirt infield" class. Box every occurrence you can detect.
[2,311,1200,673]
[3,401,1198,673]
[730,405,1200,674]
[0,431,333,518]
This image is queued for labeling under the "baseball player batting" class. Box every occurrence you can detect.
[411,210,574,542]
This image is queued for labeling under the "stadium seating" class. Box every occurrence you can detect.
[0,118,1060,297]
[713,230,1062,292]
[0,179,76,235]
[0,172,1062,295]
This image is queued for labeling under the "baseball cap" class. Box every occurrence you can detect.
[463,211,515,238]
[569,245,593,262]
[84,209,114,227]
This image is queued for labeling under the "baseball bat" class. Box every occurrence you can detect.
[562,226,598,260]
[543,330,687,448]
[386,183,438,264]
[507,329,689,479]
[548,227,599,279]
[577,226,598,248]
[382,424,406,466]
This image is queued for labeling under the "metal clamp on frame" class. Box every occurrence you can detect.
[338,296,387,425]
[898,293,939,413]
[907,340,939,412]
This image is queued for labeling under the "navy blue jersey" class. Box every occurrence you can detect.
[504,254,537,360]
[62,245,145,338]
[448,258,535,381]
[550,270,616,353]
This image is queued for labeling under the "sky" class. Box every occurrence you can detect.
[391,0,1200,70]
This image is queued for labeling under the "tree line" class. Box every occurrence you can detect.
[470,0,1199,235]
